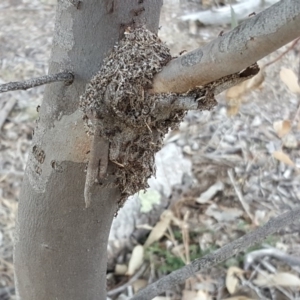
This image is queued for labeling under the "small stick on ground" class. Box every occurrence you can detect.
[107,264,148,296]
[0,72,74,93]
[0,98,17,130]
[228,169,254,222]
[245,248,300,270]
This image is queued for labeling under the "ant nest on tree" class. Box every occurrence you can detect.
[80,26,187,204]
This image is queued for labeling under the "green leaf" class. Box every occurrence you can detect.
[139,189,161,213]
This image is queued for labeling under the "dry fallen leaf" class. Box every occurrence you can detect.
[114,264,127,275]
[225,97,242,116]
[182,290,211,300]
[126,245,144,276]
[196,181,224,204]
[202,0,212,8]
[273,120,291,138]
[182,290,198,300]
[205,204,243,222]
[225,68,265,116]
[226,83,247,100]
[226,69,264,99]
[226,266,244,294]
[280,67,300,94]
[132,279,148,293]
[254,271,300,287]
[227,106,240,117]
[195,290,212,300]
[143,210,173,248]
[244,67,265,90]
[282,133,298,149]
[272,150,295,167]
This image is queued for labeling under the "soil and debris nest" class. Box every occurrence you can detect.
[80,27,187,201]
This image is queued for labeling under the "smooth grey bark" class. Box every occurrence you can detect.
[13,1,162,300]
[152,0,300,93]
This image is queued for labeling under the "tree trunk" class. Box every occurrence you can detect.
[13,1,162,299]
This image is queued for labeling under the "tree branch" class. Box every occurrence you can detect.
[0,72,74,93]
[131,206,300,300]
[151,0,300,93]
[152,64,259,117]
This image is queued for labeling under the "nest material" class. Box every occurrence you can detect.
[80,27,187,204]
[79,26,257,206]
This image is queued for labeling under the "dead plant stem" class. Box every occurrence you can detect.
[0,72,74,93]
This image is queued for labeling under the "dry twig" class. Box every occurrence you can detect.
[107,264,148,297]
[131,207,300,300]
[0,99,17,130]
[244,248,300,270]
[228,169,254,222]
[0,72,74,93]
